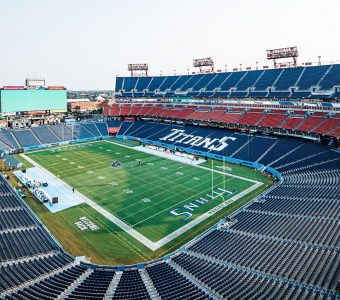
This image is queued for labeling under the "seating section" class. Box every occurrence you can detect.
[114,269,150,299]
[2,116,340,299]
[236,112,264,125]
[67,269,115,299]
[313,118,340,134]
[187,110,208,120]
[12,130,41,147]
[116,64,340,98]
[201,109,225,122]
[296,116,326,131]
[217,112,242,124]
[82,123,101,136]
[280,116,304,129]
[0,130,20,149]
[31,126,61,144]
[2,253,75,296]
[66,124,94,139]
[50,124,74,141]
[257,113,287,127]
[146,262,211,300]
[95,122,109,136]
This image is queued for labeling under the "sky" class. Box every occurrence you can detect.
[0,0,339,90]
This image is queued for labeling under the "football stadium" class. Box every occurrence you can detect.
[1,1,340,299]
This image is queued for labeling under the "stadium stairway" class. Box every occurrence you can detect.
[229,135,254,158]
[48,125,64,141]
[278,114,289,128]
[138,268,161,300]
[9,132,21,148]
[103,270,122,299]
[30,128,45,145]
[168,260,221,300]
[267,141,307,167]
[255,138,280,163]
[59,267,94,299]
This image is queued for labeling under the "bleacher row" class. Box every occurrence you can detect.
[106,104,340,137]
[0,123,108,150]
[1,121,340,299]
[115,64,340,98]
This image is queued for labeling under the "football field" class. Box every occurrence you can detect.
[25,140,261,248]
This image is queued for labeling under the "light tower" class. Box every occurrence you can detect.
[128,64,149,77]
[193,57,215,73]
[266,46,299,68]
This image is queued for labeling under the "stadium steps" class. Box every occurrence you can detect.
[274,148,331,171]
[254,114,266,126]
[233,112,245,123]
[279,114,289,128]
[169,76,181,90]
[293,67,306,87]
[81,124,97,137]
[138,268,160,299]
[167,260,222,300]
[2,256,74,298]
[30,129,44,145]
[252,70,265,87]
[310,117,329,132]
[59,267,94,299]
[179,76,194,91]
[272,68,285,87]
[316,65,333,87]
[94,123,105,136]
[229,135,254,158]
[326,124,340,135]
[121,122,135,136]
[145,125,170,140]
[104,270,122,299]
[190,75,206,91]
[217,72,233,90]
[203,74,218,91]
[267,142,307,167]
[235,71,249,88]
[48,126,62,142]
[293,116,308,130]
[127,122,148,136]
[10,132,22,148]
[0,138,14,151]
[255,138,279,163]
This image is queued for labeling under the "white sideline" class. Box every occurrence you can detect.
[21,141,263,251]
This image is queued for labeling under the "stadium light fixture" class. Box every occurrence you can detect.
[193,57,215,73]
[266,46,299,68]
[128,64,149,77]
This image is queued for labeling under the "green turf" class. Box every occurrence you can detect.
[26,141,255,240]
[22,140,272,265]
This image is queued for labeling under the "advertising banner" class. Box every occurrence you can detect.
[3,86,24,90]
